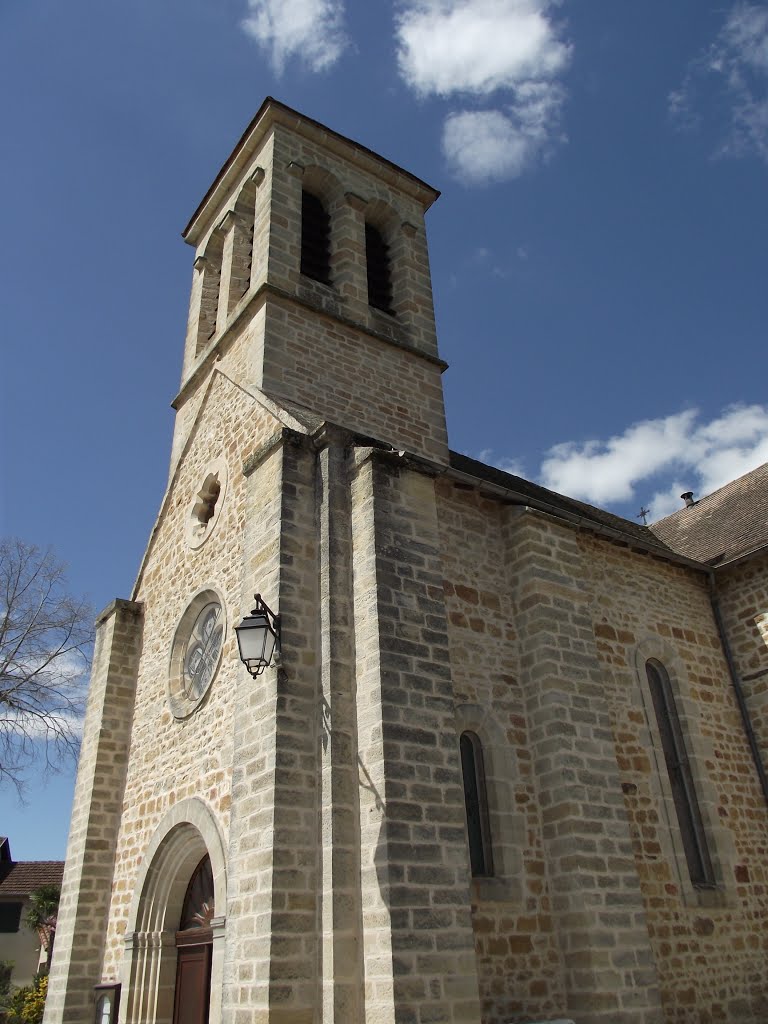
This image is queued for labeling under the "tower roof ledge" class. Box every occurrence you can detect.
[183,96,441,246]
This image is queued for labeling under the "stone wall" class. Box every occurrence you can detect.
[351,452,482,1024]
[580,533,767,1023]
[46,99,768,1024]
[261,297,448,464]
[435,480,567,1024]
[44,599,143,1024]
[98,370,286,988]
[434,474,768,1024]
[715,550,768,776]
[221,433,320,1024]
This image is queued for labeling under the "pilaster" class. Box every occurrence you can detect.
[220,441,284,1023]
[317,435,363,1023]
[44,599,143,1024]
[350,451,482,1024]
[505,510,663,1024]
[222,435,320,1024]
[334,192,369,319]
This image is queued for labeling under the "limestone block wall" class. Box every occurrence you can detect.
[97,372,287,988]
[221,435,321,1024]
[581,533,768,1023]
[181,134,274,383]
[260,297,448,464]
[715,551,768,775]
[435,480,566,1024]
[434,474,768,1024]
[262,123,447,464]
[316,438,363,1023]
[267,123,440,360]
[44,599,143,1024]
[351,453,482,1024]
[504,514,661,1024]
[172,303,271,472]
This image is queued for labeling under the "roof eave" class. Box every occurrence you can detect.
[712,541,768,572]
[444,462,708,572]
[182,97,441,246]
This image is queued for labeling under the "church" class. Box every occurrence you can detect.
[44,98,768,1024]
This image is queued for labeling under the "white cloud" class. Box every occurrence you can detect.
[2,651,88,743]
[535,404,768,520]
[442,81,565,181]
[478,448,525,476]
[396,0,571,182]
[670,3,768,163]
[396,0,570,96]
[541,410,698,505]
[241,0,347,73]
[3,710,85,742]
[444,110,530,181]
[719,3,768,74]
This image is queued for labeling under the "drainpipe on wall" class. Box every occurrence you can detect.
[708,571,768,810]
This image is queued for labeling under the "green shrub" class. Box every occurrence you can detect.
[3,973,48,1024]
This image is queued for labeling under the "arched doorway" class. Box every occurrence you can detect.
[121,799,226,1024]
[173,855,215,1024]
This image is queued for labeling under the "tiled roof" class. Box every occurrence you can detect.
[0,861,64,897]
[448,452,679,557]
[649,463,768,566]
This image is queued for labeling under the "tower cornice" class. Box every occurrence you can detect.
[182,96,440,247]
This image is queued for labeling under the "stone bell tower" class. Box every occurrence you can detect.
[171,97,448,471]
[46,99,483,1024]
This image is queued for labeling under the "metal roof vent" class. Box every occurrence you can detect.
[681,491,696,508]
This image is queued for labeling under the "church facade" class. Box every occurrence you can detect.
[44,99,768,1024]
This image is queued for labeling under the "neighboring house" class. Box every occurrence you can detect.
[44,99,768,1024]
[0,837,63,987]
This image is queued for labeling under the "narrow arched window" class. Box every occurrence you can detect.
[300,191,331,284]
[365,223,393,313]
[460,731,493,877]
[231,208,255,305]
[645,660,714,887]
[196,232,224,354]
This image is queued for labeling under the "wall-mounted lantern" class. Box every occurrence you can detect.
[234,594,280,676]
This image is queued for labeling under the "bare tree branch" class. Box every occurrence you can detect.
[0,538,94,796]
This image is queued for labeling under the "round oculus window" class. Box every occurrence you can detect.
[168,590,226,718]
[182,603,223,700]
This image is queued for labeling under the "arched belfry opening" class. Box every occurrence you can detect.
[121,801,226,1024]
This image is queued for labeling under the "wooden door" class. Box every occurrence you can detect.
[172,943,212,1024]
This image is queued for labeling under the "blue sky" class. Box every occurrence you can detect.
[2,0,767,858]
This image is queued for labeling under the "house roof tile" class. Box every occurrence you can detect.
[649,462,768,566]
[0,861,64,897]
